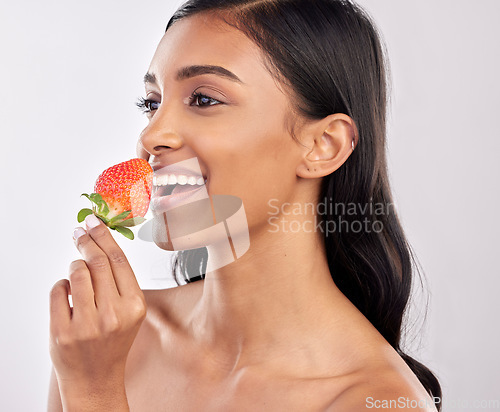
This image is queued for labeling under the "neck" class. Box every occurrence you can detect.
[186,212,351,374]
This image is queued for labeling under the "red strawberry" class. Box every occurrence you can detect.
[77,158,153,239]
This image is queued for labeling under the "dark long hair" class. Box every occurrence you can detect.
[167,0,441,408]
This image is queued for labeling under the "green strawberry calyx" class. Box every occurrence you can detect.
[77,193,147,240]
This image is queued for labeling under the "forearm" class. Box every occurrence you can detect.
[58,376,129,412]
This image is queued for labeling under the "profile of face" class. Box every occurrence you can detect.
[137,13,316,252]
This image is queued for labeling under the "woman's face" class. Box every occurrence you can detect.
[138,13,307,245]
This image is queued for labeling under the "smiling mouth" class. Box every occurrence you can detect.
[152,174,208,198]
[150,175,209,216]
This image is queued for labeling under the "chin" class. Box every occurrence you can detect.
[153,238,175,251]
[151,211,212,251]
[151,213,173,251]
[149,194,250,263]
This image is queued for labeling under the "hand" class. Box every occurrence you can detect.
[49,214,146,409]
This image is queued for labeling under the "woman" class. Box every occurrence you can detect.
[48,0,441,410]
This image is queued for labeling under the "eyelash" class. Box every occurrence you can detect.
[135,92,222,114]
[135,97,159,114]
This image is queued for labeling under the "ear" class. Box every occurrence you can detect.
[296,113,358,179]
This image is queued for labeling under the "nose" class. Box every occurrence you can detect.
[136,110,184,160]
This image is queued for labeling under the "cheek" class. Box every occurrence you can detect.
[204,153,298,229]
[186,106,300,218]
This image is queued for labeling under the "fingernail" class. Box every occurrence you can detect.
[73,227,86,240]
[85,214,101,229]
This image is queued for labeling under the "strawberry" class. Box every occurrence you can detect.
[77,158,153,240]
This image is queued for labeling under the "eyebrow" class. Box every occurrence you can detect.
[143,72,157,84]
[143,65,244,85]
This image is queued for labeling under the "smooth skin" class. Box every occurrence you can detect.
[49,12,437,412]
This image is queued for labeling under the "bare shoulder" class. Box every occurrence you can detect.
[125,281,203,371]
[325,365,438,412]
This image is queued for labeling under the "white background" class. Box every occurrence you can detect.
[1,1,499,410]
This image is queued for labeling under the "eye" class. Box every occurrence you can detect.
[136,97,160,114]
[189,92,222,108]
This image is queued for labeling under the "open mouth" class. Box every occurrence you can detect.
[150,174,209,215]
[153,184,177,197]
[152,174,208,198]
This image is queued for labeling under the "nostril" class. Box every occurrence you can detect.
[153,145,173,151]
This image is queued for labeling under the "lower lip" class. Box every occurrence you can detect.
[151,183,207,215]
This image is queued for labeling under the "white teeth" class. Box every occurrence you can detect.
[154,174,206,186]
[154,174,169,186]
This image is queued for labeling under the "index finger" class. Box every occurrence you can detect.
[83,214,141,296]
